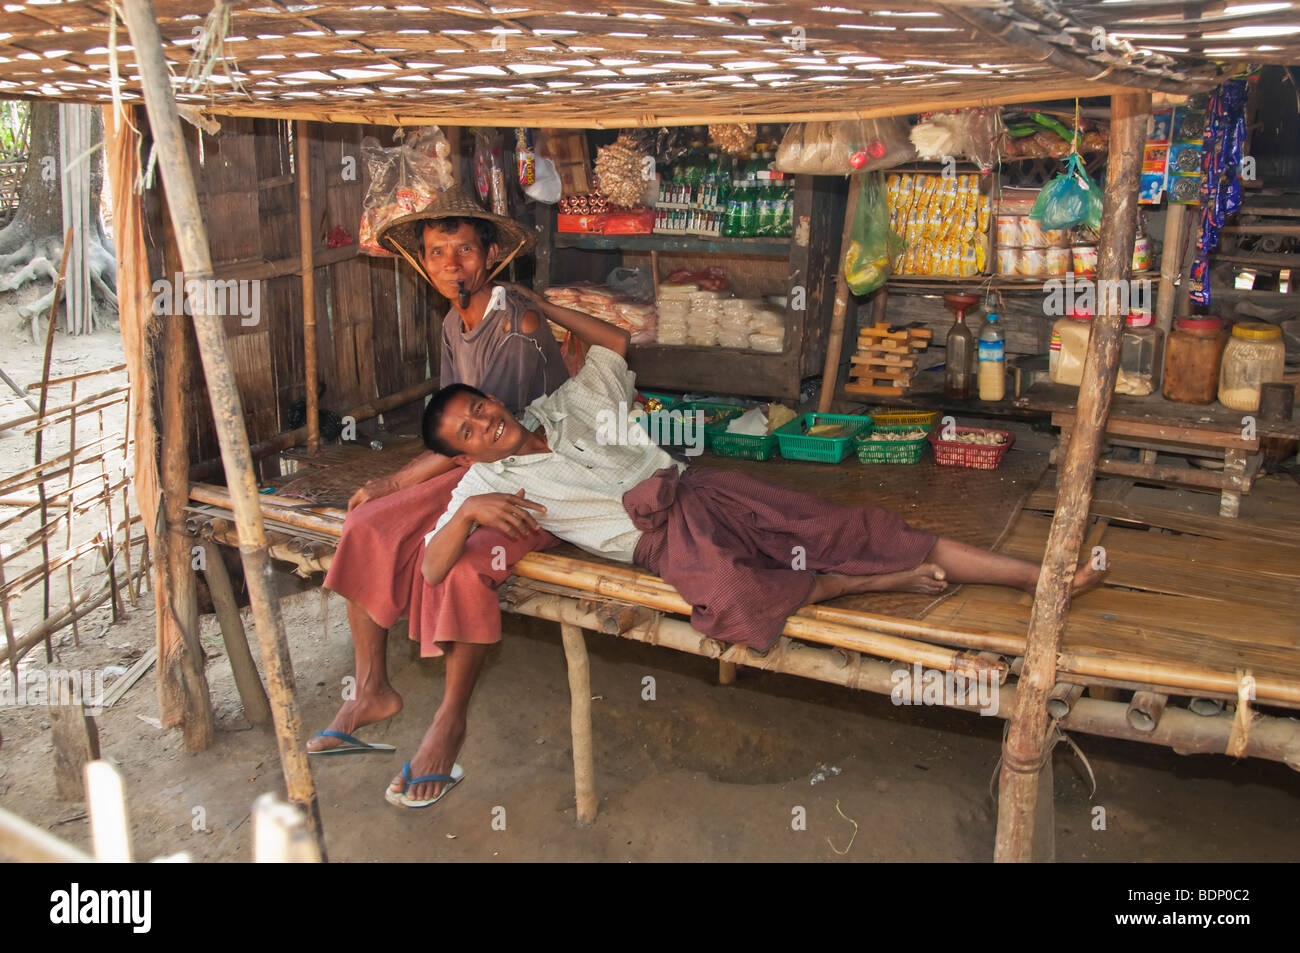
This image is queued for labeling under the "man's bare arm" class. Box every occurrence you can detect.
[503,283,630,357]
[348,451,460,511]
[420,490,547,586]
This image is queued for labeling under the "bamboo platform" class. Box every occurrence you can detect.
[187,448,1300,777]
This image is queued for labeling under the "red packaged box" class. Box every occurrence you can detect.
[600,209,656,235]
[557,213,606,234]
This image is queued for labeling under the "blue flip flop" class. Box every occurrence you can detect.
[307,730,396,756]
[384,760,466,809]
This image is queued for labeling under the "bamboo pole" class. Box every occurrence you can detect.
[66,381,80,645]
[1127,690,1168,732]
[97,410,123,623]
[0,805,95,863]
[559,623,598,825]
[0,548,16,687]
[200,539,273,727]
[817,178,861,414]
[34,229,74,659]
[1045,681,1085,719]
[1155,200,1187,334]
[123,0,327,860]
[296,119,319,454]
[85,761,131,862]
[994,91,1152,864]
[0,566,146,668]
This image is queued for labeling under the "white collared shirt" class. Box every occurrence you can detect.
[428,345,683,562]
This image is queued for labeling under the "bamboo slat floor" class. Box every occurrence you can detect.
[190,446,1300,707]
[927,472,1300,685]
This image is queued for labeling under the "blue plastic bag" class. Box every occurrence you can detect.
[1030,153,1099,231]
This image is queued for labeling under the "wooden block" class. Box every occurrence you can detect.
[50,672,101,801]
[845,382,907,397]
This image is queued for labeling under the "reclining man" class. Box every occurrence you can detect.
[310,190,627,797]
[412,325,1103,805]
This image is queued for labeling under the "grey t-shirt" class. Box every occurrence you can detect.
[439,286,570,414]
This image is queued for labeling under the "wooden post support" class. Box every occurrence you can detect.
[200,540,272,727]
[559,623,597,825]
[994,91,1151,864]
[158,219,214,753]
[1155,200,1187,334]
[718,660,737,685]
[50,672,101,800]
[297,119,319,455]
[123,0,327,860]
[817,178,862,414]
[34,230,73,660]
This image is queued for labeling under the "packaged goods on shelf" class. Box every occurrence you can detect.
[543,283,657,343]
[884,172,990,277]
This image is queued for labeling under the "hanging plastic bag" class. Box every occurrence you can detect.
[777,118,913,175]
[1029,153,1097,231]
[843,173,904,296]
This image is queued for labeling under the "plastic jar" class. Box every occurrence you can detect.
[1072,244,1097,277]
[1050,310,1092,386]
[1131,236,1151,272]
[1218,322,1286,412]
[1162,317,1227,405]
[1117,312,1164,396]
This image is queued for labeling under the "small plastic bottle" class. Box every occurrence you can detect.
[978,312,1006,402]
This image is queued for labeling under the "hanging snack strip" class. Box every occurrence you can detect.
[885,173,990,277]
[1189,78,1250,308]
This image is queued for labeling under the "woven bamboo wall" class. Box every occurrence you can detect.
[139,113,435,481]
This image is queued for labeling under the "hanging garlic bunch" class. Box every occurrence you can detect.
[709,123,756,155]
[594,133,650,207]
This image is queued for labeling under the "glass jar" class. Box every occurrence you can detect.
[1050,310,1092,386]
[1218,322,1286,412]
[1163,317,1227,404]
[1117,312,1164,396]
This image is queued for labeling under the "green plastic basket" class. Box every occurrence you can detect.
[705,420,780,461]
[854,425,931,464]
[774,413,874,463]
[636,400,741,450]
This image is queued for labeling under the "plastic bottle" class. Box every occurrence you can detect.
[977,312,1006,402]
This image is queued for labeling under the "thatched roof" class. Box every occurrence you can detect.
[1,1,1295,126]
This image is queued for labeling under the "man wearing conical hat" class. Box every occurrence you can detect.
[311,187,627,808]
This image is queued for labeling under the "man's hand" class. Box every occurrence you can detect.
[499,281,544,310]
[460,488,547,540]
[348,476,398,512]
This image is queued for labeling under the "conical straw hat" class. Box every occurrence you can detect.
[377,187,535,277]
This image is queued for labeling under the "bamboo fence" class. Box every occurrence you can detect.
[0,364,148,680]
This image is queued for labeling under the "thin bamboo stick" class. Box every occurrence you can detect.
[124,0,326,859]
[0,548,16,687]
[296,119,319,455]
[66,380,80,645]
[24,363,127,389]
[0,385,129,434]
[97,409,122,622]
[995,91,1152,864]
[34,229,74,659]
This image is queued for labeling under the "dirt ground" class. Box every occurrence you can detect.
[0,307,1297,862]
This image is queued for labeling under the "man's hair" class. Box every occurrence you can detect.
[418,216,498,255]
[422,383,488,457]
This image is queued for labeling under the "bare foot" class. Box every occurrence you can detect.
[1071,562,1107,596]
[390,708,466,802]
[306,687,403,752]
[870,562,949,595]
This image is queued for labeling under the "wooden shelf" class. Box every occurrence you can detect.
[553,232,791,256]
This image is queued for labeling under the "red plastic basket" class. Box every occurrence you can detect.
[928,426,1015,470]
